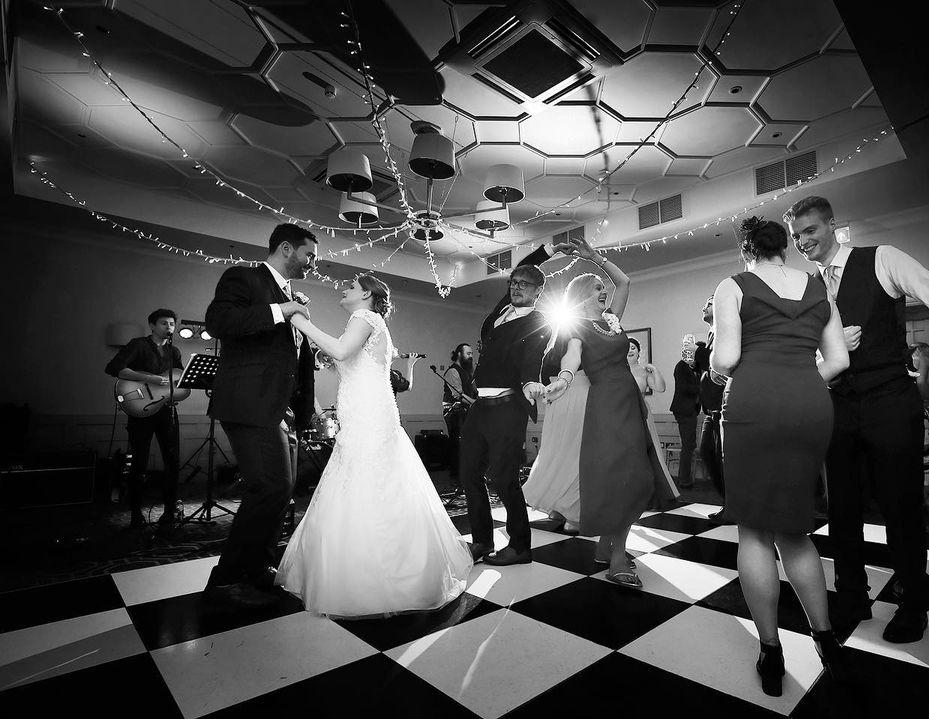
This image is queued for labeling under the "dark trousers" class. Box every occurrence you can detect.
[459,398,531,552]
[700,412,724,498]
[208,419,297,587]
[444,405,468,483]
[827,381,928,611]
[126,407,179,515]
[674,413,698,486]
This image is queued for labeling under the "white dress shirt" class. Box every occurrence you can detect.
[818,245,929,307]
[263,262,301,350]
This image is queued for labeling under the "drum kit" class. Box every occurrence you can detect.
[302,406,339,445]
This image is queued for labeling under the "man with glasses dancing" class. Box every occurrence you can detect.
[461,240,572,565]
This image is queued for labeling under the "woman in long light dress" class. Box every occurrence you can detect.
[276,274,473,618]
[628,339,680,504]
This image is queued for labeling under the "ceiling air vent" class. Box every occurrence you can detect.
[553,226,585,245]
[786,151,818,186]
[755,151,817,195]
[638,194,682,230]
[486,249,513,275]
[483,28,584,99]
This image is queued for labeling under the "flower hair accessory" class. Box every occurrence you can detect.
[740,215,764,234]
[602,311,622,334]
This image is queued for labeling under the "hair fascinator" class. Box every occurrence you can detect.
[740,215,765,234]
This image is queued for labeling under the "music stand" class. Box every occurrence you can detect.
[177,353,235,523]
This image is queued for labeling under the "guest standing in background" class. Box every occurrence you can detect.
[712,216,850,697]
[442,343,477,490]
[628,338,680,507]
[694,296,726,520]
[670,342,700,489]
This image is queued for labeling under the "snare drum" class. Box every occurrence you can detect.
[311,410,339,439]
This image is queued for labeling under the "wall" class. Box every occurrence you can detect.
[1,215,484,465]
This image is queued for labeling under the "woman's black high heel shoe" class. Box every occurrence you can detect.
[812,630,853,684]
[756,641,785,697]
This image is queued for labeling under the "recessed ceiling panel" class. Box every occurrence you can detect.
[569,0,651,53]
[521,105,620,155]
[232,115,337,158]
[647,7,714,46]
[759,55,874,121]
[601,52,709,118]
[661,106,761,156]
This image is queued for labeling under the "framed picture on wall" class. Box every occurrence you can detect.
[625,327,653,394]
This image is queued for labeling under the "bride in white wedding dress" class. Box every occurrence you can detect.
[276,273,473,617]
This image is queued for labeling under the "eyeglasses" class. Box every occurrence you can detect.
[507,279,539,290]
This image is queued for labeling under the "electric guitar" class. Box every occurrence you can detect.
[114,369,191,417]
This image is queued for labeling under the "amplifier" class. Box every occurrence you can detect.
[414,431,448,470]
[1,451,96,508]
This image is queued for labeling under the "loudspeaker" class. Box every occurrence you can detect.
[414,431,448,470]
[1,450,96,508]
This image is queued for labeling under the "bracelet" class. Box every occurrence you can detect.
[557,369,575,384]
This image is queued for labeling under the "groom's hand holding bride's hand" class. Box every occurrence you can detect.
[281,300,310,321]
[522,381,545,404]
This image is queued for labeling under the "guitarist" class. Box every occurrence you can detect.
[105,309,183,529]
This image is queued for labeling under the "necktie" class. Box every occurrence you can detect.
[494,305,515,328]
[282,283,301,350]
[824,265,840,300]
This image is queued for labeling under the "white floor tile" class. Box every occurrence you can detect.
[812,523,887,545]
[152,613,377,719]
[620,605,823,716]
[0,608,144,690]
[465,562,584,606]
[665,503,723,519]
[697,524,739,543]
[491,506,549,523]
[590,553,739,604]
[845,600,929,668]
[113,556,219,606]
[461,527,569,551]
[626,525,692,553]
[386,608,611,719]
[775,557,894,600]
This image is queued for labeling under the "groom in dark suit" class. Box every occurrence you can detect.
[204,223,318,608]
[462,240,569,566]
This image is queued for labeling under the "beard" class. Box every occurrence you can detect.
[459,357,474,374]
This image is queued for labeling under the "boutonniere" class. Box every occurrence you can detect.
[293,291,310,306]
[602,312,622,334]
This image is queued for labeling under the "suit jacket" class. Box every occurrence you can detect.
[205,265,315,428]
[670,359,700,416]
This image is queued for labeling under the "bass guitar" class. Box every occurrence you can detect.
[114,369,190,417]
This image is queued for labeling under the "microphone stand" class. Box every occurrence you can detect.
[164,331,181,527]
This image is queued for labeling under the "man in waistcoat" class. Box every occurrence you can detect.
[787,195,929,642]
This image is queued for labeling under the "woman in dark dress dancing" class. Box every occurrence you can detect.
[711,218,850,696]
[543,237,662,588]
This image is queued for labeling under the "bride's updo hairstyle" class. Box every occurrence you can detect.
[357,272,393,320]
[739,216,789,262]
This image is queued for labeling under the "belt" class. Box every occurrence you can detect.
[474,389,520,407]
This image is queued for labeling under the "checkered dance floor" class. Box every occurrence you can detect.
[2,504,927,718]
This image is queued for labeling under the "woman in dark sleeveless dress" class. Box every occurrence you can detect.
[543,237,663,588]
[711,218,850,697]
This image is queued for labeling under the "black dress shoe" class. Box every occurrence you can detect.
[707,510,732,525]
[882,607,927,643]
[250,567,279,591]
[484,546,532,566]
[812,629,854,684]
[470,542,494,562]
[204,582,279,610]
[756,641,785,697]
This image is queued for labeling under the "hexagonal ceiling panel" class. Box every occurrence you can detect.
[759,55,874,122]
[521,105,620,156]
[231,115,337,158]
[88,105,209,160]
[457,144,545,185]
[569,0,651,54]
[203,146,301,187]
[588,145,671,184]
[647,7,715,46]
[709,0,843,71]
[601,52,709,119]
[661,106,762,157]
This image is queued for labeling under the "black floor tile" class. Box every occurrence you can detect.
[872,574,903,606]
[334,592,502,651]
[204,652,480,719]
[790,645,929,719]
[530,536,640,575]
[450,514,505,535]
[810,535,893,570]
[504,651,779,719]
[635,512,711,535]
[127,589,304,650]
[696,578,818,635]
[0,575,125,633]
[656,535,740,570]
[510,576,690,649]
[0,652,181,718]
